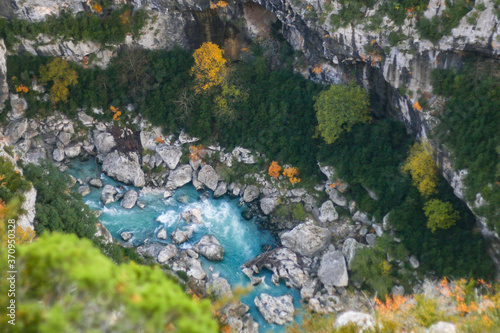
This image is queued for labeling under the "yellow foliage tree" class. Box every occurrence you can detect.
[190,42,227,93]
[268,161,282,179]
[402,141,438,197]
[39,58,78,104]
[283,167,301,184]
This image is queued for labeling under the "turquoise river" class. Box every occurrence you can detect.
[67,158,302,332]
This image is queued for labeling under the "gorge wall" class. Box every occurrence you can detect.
[0,0,499,266]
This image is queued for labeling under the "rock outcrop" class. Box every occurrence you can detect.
[254,293,294,325]
[280,221,331,257]
[193,235,224,261]
[102,150,145,187]
[121,189,138,209]
[318,250,349,289]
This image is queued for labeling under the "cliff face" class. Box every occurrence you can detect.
[0,0,499,264]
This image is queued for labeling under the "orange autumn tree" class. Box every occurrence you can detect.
[190,42,227,93]
[268,161,282,179]
[110,106,121,121]
[190,145,205,162]
[15,84,29,93]
[283,167,301,184]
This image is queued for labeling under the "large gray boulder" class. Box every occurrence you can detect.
[171,226,194,244]
[213,181,227,198]
[198,165,219,191]
[58,131,72,146]
[318,200,338,223]
[93,131,116,155]
[243,185,260,203]
[167,165,192,189]
[89,177,103,188]
[120,231,133,241]
[254,293,294,325]
[186,258,207,280]
[318,250,348,288]
[207,276,233,299]
[52,148,65,162]
[193,234,224,261]
[334,311,375,331]
[7,118,28,144]
[64,143,81,158]
[181,208,203,224]
[280,221,331,257]
[78,185,91,197]
[121,189,138,209]
[156,145,182,169]
[7,93,27,120]
[102,150,145,187]
[260,196,278,215]
[100,184,117,205]
[325,187,347,206]
[352,211,372,224]
[157,244,177,264]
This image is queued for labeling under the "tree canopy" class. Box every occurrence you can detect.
[39,57,78,104]
[0,232,218,332]
[424,199,460,232]
[314,82,371,144]
[401,141,439,198]
[190,42,227,93]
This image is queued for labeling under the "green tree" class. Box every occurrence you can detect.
[0,232,218,332]
[350,246,393,298]
[423,199,460,232]
[39,57,78,104]
[314,82,371,144]
[23,160,97,239]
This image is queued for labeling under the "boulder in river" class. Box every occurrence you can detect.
[78,185,91,197]
[254,293,294,325]
[193,234,224,261]
[157,244,177,264]
[181,208,203,224]
[213,181,227,198]
[171,226,194,244]
[121,189,138,209]
[120,231,133,241]
[89,177,103,188]
[100,184,117,205]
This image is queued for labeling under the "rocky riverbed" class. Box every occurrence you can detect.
[3,105,429,332]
